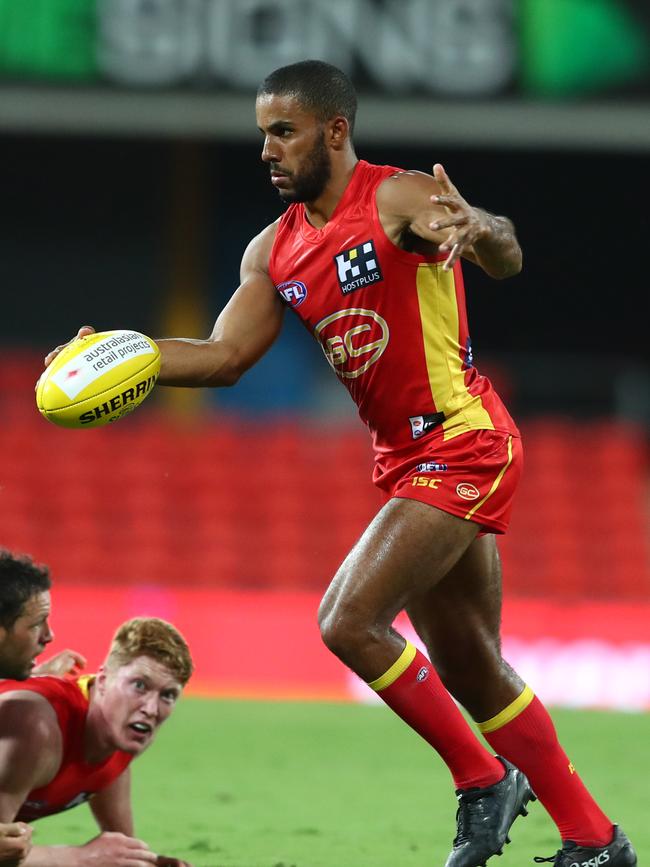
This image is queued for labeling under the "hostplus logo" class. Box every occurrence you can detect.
[334,239,383,295]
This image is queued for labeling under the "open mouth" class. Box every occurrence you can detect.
[129,722,152,736]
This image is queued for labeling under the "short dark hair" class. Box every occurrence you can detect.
[0,551,51,629]
[258,60,358,137]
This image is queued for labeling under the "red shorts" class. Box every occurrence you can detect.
[374,429,523,535]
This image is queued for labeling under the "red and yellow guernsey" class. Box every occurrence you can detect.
[269,160,518,479]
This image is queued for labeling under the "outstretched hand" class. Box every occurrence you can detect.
[429,163,491,271]
[78,832,158,866]
[43,325,96,368]
[33,649,87,677]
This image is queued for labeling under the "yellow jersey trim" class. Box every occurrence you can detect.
[416,264,494,441]
[368,642,417,692]
[76,674,95,700]
[477,685,535,733]
[464,435,514,521]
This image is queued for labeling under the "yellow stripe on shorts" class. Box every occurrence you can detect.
[368,642,417,692]
[464,435,514,521]
[477,685,535,733]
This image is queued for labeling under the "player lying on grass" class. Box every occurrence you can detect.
[0,616,193,867]
[0,548,88,683]
[0,548,75,866]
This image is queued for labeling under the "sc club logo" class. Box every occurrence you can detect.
[334,239,383,295]
[456,482,480,501]
[277,280,307,308]
[314,308,389,379]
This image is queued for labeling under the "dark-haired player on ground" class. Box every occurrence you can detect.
[45,61,636,866]
[0,549,60,865]
[0,617,193,867]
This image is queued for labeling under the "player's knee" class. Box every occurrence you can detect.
[318,605,349,657]
[318,599,371,661]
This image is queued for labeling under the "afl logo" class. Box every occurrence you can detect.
[456,483,480,501]
[277,280,307,308]
[314,308,389,379]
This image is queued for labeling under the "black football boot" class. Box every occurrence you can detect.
[444,757,535,867]
[533,825,637,866]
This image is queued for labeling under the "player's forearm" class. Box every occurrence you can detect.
[471,212,522,279]
[23,845,82,867]
[157,337,242,388]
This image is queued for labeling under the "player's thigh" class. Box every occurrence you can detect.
[319,497,479,628]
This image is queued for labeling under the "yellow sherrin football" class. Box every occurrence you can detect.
[36,330,160,429]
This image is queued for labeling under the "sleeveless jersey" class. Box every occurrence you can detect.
[0,675,132,821]
[268,160,518,482]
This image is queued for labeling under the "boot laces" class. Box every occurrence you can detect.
[453,789,493,845]
[533,855,559,864]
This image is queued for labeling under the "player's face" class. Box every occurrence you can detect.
[96,656,182,756]
[0,591,54,680]
[256,93,332,204]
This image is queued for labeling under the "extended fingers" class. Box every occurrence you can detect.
[430,214,468,231]
[431,194,459,209]
[122,847,159,866]
[439,228,475,270]
[433,162,455,195]
[442,244,461,271]
[44,325,95,367]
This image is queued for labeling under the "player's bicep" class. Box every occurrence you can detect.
[208,231,286,376]
[0,696,59,820]
[377,171,448,247]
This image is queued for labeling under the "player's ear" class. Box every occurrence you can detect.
[329,116,349,150]
[95,666,107,693]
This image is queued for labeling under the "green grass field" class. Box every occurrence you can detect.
[34,699,648,866]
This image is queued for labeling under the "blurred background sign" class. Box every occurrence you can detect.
[0,0,648,96]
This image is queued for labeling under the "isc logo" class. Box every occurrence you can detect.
[314,308,389,379]
[411,476,442,489]
[277,280,307,308]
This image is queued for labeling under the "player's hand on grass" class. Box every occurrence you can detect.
[429,163,491,271]
[33,649,87,677]
[43,326,96,368]
[78,832,158,866]
[0,822,31,865]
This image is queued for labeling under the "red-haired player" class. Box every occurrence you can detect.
[0,618,193,867]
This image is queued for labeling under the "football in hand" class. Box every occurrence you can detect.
[36,330,160,429]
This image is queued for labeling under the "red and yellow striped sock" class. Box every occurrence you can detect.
[479,687,613,847]
[369,642,504,790]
